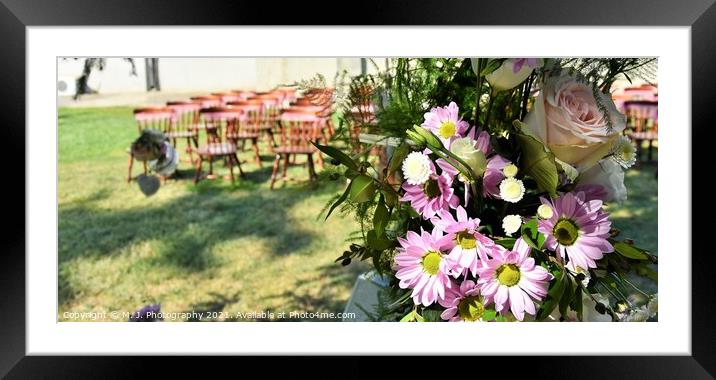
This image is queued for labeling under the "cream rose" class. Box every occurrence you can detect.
[523,72,626,171]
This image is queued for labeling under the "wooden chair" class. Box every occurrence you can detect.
[623,100,658,163]
[194,107,244,184]
[127,107,174,182]
[223,103,263,167]
[270,113,323,189]
[166,101,200,164]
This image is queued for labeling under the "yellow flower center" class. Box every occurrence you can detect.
[496,264,521,286]
[502,164,519,178]
[457,296,485,322]
[455,230,477,250]
[438,121,457,139]
[421,251,443,276]
[537,204,554,219]
[553,218,579,246]
[422,179,440,198]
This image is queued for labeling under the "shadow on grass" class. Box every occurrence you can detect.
[58,184,337,273]
[255,262,367,321]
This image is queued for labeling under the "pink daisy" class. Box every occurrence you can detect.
[476,238,553,321]
[401,158,460,219]
[395,228,455,306]
[421,101,469,148]
[538,192,614,271]
[438,280,487,322]
[431,205,502,277]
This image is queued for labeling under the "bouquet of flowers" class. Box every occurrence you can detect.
[318,58,657,322]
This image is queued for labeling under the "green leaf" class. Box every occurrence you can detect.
[382,188,398,208]
[313,142,358,170]
[559,275,575,318]
[421,309,441,322]
[571,285,583,321]
[325,182,351,220]
[520,218,545,250]
[613,241,649,260]
[495,237,516,250]
[482,309,497,321]
[400,310,416,322]
[366,230,394,251]
[535,269,567,321]
[414,312,425,322]
[633,263,658,282]
[387,142,410,176]
[373,195,390,237]
[349,175,377,203]
[513,121,559,197]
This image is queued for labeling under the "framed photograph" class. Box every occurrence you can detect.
[4,0,715,377]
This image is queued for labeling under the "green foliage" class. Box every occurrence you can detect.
[514,124,559,197]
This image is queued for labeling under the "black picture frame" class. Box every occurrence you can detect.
[2,0,715,377]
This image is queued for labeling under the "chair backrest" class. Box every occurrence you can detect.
[226,103,263,134]
[199,107,243,144]
[166,101,201,133]
[190,95,222,109]
[133,107,174,134]
[278,113,322,151]
[623,100,658,133]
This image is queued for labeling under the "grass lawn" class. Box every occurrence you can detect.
[58,107,658,320]
[58,107,366,321]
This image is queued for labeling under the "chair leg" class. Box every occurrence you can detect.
[228,155,235,184]
[194,157,203,184]
[234,153,245,178]
[208,156,214,176]
[270,154,281,190]
[252,138,262,168]
[316,148,324,169]
[186,137,195,165]
[127,154,134,183]
[282,152,290,182]
[307,153,317,181]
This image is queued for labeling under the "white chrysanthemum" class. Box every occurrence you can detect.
[611,136,637,169]
[499,177,525,203]
[502,164,518,178]
[501,214,522,235]
[537,204,553,219]
[401,152,432,185]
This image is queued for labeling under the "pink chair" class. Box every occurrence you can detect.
[166,101,201,164]
[194,107,245,184]
[623,100,658,163]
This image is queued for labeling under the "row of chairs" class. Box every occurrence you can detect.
[128,87,336,188]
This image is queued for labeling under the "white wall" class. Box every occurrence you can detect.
[57,57,375,95]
